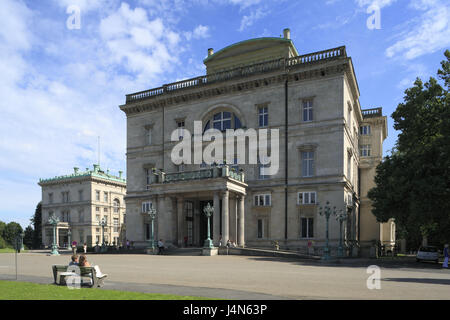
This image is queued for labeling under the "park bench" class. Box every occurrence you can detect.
[52,265,107,288]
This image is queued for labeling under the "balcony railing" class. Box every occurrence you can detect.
[154,166,245,184]
[362,107,382,118]
[125,46,347,103]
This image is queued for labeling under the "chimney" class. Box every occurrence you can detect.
[208,48,214,56]
[74,167,79,174]
[283,28,291,40]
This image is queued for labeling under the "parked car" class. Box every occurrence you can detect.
[416,246,439,263]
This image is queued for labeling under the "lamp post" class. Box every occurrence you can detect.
[48,214,60,255]
[319,201,338,260]
[203,203,214,248]
[67,229,71,250]
[336,209,347,257]
[146,207,157,251]
[99,217,107,251]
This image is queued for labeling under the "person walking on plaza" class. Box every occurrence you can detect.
[157,239,165,255]
[83,242,87,254]
[443,244,449,269]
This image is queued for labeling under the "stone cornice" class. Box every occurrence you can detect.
[120,61,350,117]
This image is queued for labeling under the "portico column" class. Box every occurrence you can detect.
[213,192,220,246]
[177,197,184,247]
[157,195,165,244]
[222,190,229,245]
[165,197,174,246]
[237,195,245,247]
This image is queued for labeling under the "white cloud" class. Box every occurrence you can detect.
[386,0,450,60]
[239,7,269,31]
[355,0,397,9]
[193,25,210,39]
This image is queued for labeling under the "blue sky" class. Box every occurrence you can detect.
[0,0,449,228]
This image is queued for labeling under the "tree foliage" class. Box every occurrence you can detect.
[2,222,23,247]
[368,50,450,247]
[30,202,42,249]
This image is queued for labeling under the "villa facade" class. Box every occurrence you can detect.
[38,165,127,248]
[120,29,395,257]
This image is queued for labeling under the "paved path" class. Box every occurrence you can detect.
[1,252,449,300]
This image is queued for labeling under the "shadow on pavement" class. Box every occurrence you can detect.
[383,278,450,285]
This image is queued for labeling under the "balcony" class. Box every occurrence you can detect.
[153,166,245,184]
[362,108,382,118]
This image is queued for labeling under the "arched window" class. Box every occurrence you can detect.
[204,111,242,133]
[113,199,120,213]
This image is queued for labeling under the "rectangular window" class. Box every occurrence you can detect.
[95,190,100,201]
[298,192,317,205]
[103,207,108,213]
[142,201,153,213]
[258,106,268,127]
[257,219,269,239]
[360,145,371,157]
[104,192,108,202]
[146,128,152,145]
[78,210,84,223]
[254,194,271,206]
[79,230,84,244]
[78,190,83,201]
[113,218,119,233]
[95,207,100,212]
[301,151,314,177]
[303,100,313,122]
[178,164,185,172]
[96,214,100,221]
[48,193,53,204]
[61,192,69,203]
[347,153,352,180]
[301,218,314,238]
[360,125,371,135]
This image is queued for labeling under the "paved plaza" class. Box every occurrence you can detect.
[1,252,449,300]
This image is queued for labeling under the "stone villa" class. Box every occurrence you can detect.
[119,29,395,257]
[38,165,126,248]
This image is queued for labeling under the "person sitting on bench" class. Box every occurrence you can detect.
[78,255,107,280]
[69,255,79,266]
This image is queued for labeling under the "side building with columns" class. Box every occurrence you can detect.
[120,29,395,257]
[38,165,127,248]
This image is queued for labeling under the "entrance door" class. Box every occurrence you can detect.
[199,201,213,246]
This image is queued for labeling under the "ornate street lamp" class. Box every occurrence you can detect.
[203,203,214,248]
[336,209,347,257]
[146,207,157,251]
[99,218,107,247]
[67,229,72,249]
[48,214,60,255]
[319,201,338,260]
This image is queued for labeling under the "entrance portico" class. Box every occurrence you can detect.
[133,167,247,248]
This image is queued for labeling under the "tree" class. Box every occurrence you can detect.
[368,50,450,248]
[30,202,42,249]
[2,222,23,247]
[23,226,34,249]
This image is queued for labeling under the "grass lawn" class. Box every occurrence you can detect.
[0,248,18,253]
[0,281,214,300]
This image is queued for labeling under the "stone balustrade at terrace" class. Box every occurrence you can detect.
[125,46,347,104]
[153,166,245,184]
[361,107,382,118]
